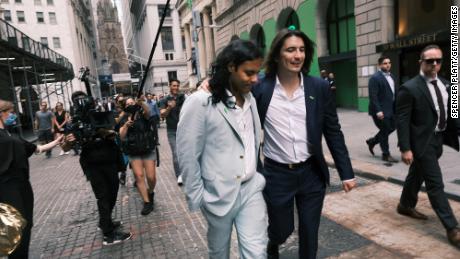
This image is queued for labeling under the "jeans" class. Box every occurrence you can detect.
[167,130,180,178]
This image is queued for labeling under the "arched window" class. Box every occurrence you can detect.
[327,0,355,55]
[277,8,300,30]
[250,24,266,55]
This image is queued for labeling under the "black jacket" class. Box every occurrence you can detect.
[396,75,459,157]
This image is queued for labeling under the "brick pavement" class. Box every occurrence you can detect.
[23,126,460,258]
[28,128,231,259]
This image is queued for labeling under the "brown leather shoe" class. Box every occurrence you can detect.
[397,203,428,220]
[383,154,399,163]
[447,227,460,249]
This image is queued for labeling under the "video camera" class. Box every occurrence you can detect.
[67,93,115,144]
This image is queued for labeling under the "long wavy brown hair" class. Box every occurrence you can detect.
[264,28,316,77]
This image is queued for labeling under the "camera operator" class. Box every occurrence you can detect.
[66,91,132,246]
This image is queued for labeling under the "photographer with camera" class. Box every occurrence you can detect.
[119,97,158,216]
[160,79,185,185]
[66,91,132,246]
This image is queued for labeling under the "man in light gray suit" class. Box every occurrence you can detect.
[177,40,267,259]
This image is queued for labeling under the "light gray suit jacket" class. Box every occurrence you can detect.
[177,90,263,217]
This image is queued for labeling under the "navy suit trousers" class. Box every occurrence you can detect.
[263,157,326,259]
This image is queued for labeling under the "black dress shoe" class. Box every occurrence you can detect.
[397,203,428,220]
[382,155,399,163]
[366,139,375,156]
[267,240,279,259]
[447,227,460,249]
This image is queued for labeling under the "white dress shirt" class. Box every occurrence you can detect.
[263,74,310,163]
[381,70,395,98]
[420,72,448,131]
[228,91,257,182]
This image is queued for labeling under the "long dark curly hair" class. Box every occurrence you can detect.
[264,29,315,77]
[209,39,263,107]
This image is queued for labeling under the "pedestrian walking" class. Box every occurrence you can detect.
[119,97,157,215]
[252,28,357,259]
[53,102,70,156]
[0,99,63,258]
[177,39,268,259]
[395,45,460,248]
[366,56,399,163]
[160,79,185,185]
[34,101,54,158]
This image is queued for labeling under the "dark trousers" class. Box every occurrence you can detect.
[400,133,458,230]
[370,116,396,156]
[38,129,53,156]
[82,163,120,235]
[0,180,34,259]
[263,157,326,259]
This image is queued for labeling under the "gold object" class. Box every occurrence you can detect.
[0,203,27,256]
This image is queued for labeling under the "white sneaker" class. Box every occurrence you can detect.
[177,175,183,186]
[59,150,65,156]
[64,151,70,155]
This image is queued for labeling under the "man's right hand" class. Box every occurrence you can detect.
[401,150,413,165]
[376,112,384,120]
[167,100,177,108]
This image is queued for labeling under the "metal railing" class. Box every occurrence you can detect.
[0,18,73,72]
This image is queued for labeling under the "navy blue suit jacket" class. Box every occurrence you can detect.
[368,71,397,117]
[252,74,354,184]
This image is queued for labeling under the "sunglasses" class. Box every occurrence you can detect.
[423,58,442,65]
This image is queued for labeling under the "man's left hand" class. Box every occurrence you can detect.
[342,179,357,192]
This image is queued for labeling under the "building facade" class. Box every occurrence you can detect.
[176,0,321,89]
[94,0,129,96]
[118,0,187,95]
[0,0,99,104]
[177,0,454,112]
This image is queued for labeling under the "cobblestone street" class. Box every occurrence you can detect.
[22,126,460,258]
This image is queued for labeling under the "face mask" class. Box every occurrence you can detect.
[4,113,17,126]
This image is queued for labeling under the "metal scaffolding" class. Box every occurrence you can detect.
[0,18,74,138]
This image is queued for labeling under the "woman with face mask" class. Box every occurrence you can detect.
[0,99,63,259]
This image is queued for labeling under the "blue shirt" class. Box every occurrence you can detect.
[146,100,160,119]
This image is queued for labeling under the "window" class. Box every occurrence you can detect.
[165,53,174,60]
[49,12,56,24]
[167,71,177,82]
[3,10,12,21]
[46,0,53,5]
[34,0,41,5]
[36,12,44,23]
[158,5,171,17]
[15,0,21,3]
[327,0,356,54]
[161,27,174,51]
[40,37,48,46]
[17,11,25,22]
[52,37,60,48]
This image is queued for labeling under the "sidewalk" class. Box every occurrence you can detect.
[324,108,460,200]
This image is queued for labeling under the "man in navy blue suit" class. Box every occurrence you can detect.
[366,56,399,163]
[252,28,357,259]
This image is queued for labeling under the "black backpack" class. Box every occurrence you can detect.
[122,116,158,156]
